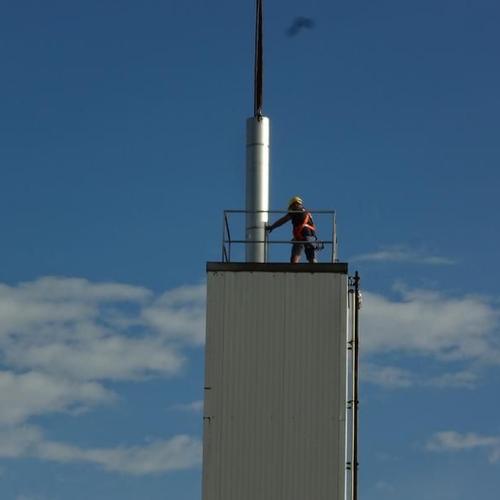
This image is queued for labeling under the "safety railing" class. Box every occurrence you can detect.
[221,209,338,263]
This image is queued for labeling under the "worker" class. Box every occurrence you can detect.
[267,196,318,263]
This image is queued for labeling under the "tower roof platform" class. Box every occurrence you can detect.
[207,262,348,274]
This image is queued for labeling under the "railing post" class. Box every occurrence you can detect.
[221,211,226,262]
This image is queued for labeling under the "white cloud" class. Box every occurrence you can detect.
[6,335,185,382]
[0,277,151,340]
[0,277,205,424]
[0,276,206,475]
[361,286,499,394]
[0,371,114,425]
[37,434,202,475]
[1,276,152,303]
[171,400,204,413]
[427,370,478,389]
[426,431,500,463]
[362,286,500,362]
[0,425,42,458]
[351,246,456,265]
[374,480,395,492]
[362,363,414,388]
[0,426,201,475]
[142,284,206,345]
[0,277,206,389]
[362,364,479,390]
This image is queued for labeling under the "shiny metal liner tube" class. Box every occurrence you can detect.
[245,116,270,262]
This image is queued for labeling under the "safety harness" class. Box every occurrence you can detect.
[292,211,316,241]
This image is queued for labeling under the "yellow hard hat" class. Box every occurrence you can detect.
[288,196,303,209]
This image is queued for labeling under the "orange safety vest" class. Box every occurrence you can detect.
[292,211,316,241]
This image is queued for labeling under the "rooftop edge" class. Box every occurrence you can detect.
[206,262,348,274]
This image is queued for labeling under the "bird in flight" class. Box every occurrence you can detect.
[286,16,315,37]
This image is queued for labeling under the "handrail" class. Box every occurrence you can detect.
[223,209,337,214]
[221,209,338,263]
[223,239,334,244]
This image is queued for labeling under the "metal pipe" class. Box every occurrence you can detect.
[345,287,355,500]
[351,271,360,500]
[245,116,270,262]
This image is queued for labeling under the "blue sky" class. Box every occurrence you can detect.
[1,0,499,499]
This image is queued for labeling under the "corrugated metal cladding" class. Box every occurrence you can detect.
[203,266,349,500]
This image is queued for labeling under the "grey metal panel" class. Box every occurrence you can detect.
[203,270,348,500]
[202,271,225,499]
